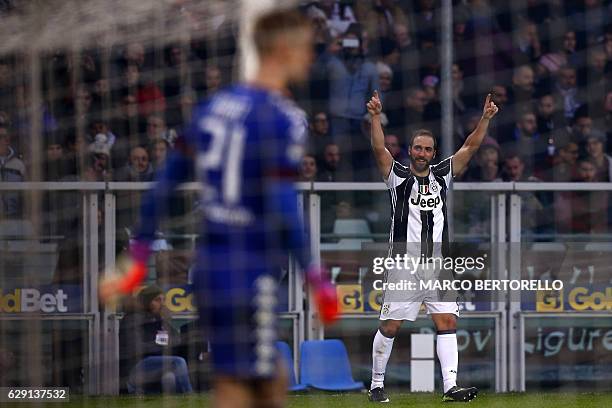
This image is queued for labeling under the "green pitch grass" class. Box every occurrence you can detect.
[6,391,611,408]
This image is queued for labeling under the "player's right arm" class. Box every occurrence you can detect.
[367,90,393,180]
[99,138,194,304]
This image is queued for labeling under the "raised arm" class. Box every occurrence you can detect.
[452,93,499,177]
[367,90,394,179]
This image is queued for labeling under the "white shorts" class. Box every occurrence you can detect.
[379,263,459,321]
[379,299,459,321]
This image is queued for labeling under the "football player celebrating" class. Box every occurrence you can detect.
[366,90,498,403]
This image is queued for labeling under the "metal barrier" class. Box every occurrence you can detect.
[1,181,611,394]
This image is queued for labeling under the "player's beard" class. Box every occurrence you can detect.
[410,156,431,173]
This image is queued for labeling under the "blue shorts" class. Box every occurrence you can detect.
[192,262,280,380]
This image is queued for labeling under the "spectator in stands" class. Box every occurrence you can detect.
[167,87,197,129]
[549,130,579,182]
[308,111,332,165]
[146,114,177,147]
[378,38,401,69]
[149,138,170,171]
[455,110,482,151]
[463,138,502,234]
[571,157,609,233]
[566,0,610,45]
[115,91,141,129]
[122,43,147,69]
[502,153,548,236]
[137,80,166,119]
[422,75,439,105]
[396,87,426,142]
[536,37,569,80]
[503,154,539,183]
[354,0,407,44]
[89,117,117,148]
[490,84,509,110]
[571,106,604,148]
[504,110,549,176]
[452,4,475,76]
[561,30,581,67]
[377,62,393,96]
[392,22,419,88]
[307,0,356,38]
[513,20,542,65]
[376,62,403,134]
[549,131,579,232]
[384,133,408,165]
[203,65,223,96]
[555,65,583,120]
[466,137,502,182]
[509,65,536,106]
[83,134,112,182]
[411,0,439,48]
[356,112,389,181]
[74,84,94,118]
[488,84,514,141]
[585,133,612,181]
[43,133,67,181]
[0,126,25,218]
[164,44,189,95]
[327,27,379,145]
[584,46,609,105]
[317,142,347,182]
[120,285,192,394]
[536,92,564,137]
[299,154,318,181]
[121,63,166,118]
[451,63,470,113]
[114,146,154,182]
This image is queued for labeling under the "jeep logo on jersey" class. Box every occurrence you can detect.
[410,190,442,211]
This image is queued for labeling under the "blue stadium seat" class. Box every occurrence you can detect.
[275,341,307,391]
[299,339,364,391]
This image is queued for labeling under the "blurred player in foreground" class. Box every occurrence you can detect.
[100,9,337,408]
[366,90,498,403]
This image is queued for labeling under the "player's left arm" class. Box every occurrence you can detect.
[265,113,338,323]
[451,94,499,177]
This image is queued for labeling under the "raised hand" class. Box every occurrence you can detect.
[482,93,499,120]
[366,90,383,116]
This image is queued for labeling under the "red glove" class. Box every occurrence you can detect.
[117,240,151,294]
[306,265,339,325]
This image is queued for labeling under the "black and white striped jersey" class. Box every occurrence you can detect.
[385,156,453,259]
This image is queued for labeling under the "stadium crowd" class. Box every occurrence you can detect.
[0,0,610,395]
[0,0,610,233]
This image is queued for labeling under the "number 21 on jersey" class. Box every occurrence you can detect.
[197,116,246,205]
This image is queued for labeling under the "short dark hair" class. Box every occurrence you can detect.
[253,9,311,56]
[503,152,524,163]
[577,157,596,167]
[409,129,437,149]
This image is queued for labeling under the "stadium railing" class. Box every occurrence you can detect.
[0,181,611,394]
